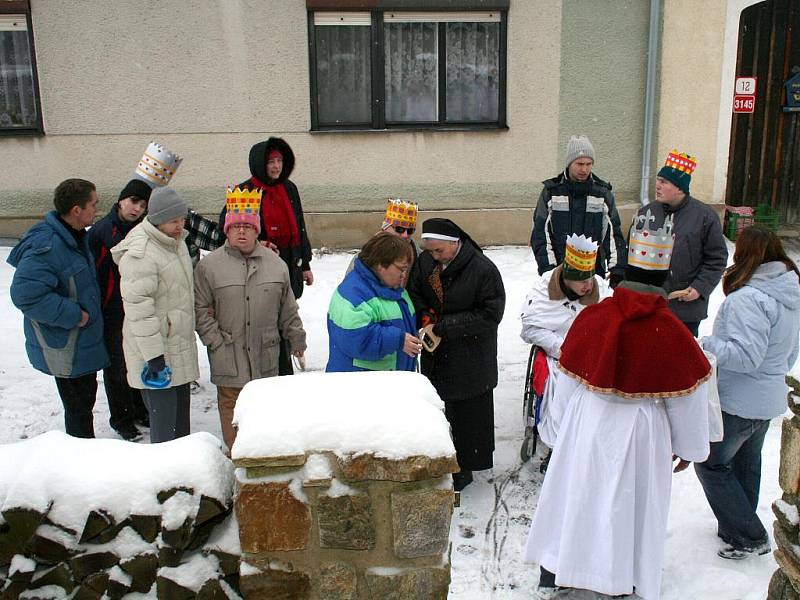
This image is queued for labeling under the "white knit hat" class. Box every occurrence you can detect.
[565,135,596,169]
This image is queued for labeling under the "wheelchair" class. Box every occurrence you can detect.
[520,345,553,473]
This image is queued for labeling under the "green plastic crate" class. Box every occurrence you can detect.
[724,209,754,241]
[754,203,780,232]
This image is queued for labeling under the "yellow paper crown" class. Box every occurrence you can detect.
[384,198,418,229]
[664,150,697,175]
[226,186,262,215]
[563,234,599,275]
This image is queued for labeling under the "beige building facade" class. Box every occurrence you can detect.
[0,0,775,246]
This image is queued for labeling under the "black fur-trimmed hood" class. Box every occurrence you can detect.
[248,137,295,184]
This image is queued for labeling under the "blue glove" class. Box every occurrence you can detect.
[141,355,172,389]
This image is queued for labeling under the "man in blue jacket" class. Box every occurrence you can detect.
[8,179,109,438]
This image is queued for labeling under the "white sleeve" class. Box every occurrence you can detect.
[664,381,712,463]
[519,276,566,357]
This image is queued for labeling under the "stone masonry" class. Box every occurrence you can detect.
[768,376,800,600]
[234,451,459,600]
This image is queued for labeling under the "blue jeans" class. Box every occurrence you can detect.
[694,411,770,549]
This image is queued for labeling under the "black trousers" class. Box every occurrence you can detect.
[55,373,97,438]
[141,384,191,443]
[279,338,294,376]
[444,390,495,471]
[103,322,147,430]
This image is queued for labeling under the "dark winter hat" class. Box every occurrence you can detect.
[118,179,152,203]
[656,150,696,194]
[565,135,595,169]
[147,187,187,226]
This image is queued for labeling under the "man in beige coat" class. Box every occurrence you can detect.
[194,187,306,449]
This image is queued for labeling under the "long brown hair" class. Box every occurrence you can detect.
[722,225,799,295]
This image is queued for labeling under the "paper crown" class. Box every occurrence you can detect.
[226,186,262,214]
[628,209,675,271]
[383,199,418,229]
[663,150,696,175]
[563,234,598,280]
[134,142,183,188]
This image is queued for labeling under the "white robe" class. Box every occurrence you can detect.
[524,375,711,600]
[519,271,609,445]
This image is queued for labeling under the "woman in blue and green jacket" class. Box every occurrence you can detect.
[327,232,421,372]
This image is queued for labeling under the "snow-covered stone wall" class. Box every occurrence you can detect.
[769,377,800,599]
[0,432,240,599]
[231,372,459,600]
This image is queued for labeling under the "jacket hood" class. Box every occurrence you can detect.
[353,258,405,301]
[248,137,295,184]
[8,212,76,268]
[111,219,186,265]
[747,261,800,310]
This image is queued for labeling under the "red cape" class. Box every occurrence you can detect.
[559,286,711,398]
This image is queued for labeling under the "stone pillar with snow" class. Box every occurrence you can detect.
[231,371,459,600]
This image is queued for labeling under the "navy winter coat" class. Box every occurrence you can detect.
[87,204,141,325]
[8,211,109,377]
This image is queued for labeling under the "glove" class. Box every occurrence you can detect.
[608,273,624,289]
[420,308,439,328]
[141,355,172,389]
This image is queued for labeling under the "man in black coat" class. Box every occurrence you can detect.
[633,151,728,336]
[408,218,506,491]
[87,179,152,441]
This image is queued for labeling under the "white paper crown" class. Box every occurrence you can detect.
[134,142,183,188]
[565,233,598,253]
[628,210,675,271]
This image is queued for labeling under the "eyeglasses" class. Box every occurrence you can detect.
[391,263,410,275]
[393,226,415,235]
[230,223,255,231]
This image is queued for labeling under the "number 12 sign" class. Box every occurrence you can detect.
[734,76,757,113]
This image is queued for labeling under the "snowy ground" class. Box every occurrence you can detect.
[0,243,785,599]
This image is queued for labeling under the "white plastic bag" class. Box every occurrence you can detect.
[703,350,724,442]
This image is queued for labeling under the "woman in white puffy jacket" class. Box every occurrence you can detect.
[697,225,800,560]
[112,187,199,443]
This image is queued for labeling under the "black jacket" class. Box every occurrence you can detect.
[531,171,627,280]
[87,205,141,324]
[219,137,312,299]
[407,241,506,401]
[634,196,728,323]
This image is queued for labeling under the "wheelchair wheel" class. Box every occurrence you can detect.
[520,425,538,463]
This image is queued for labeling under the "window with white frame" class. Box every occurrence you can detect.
[0,7,42,135]
[308,8,507,131]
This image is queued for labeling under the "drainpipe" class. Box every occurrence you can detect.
[640,0,661,206]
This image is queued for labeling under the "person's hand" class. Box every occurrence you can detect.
[260,240,279,254]
[403,333,423,357]
[78,310,89,328]
[672,454,691,473]
[679,287,700,302]
[291,349,305,358]
[303,270,314,286]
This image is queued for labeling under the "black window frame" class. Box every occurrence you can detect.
[307,6,508,133]
[0,0,44,136]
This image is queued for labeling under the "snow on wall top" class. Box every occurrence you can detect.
[232,371,455,461]
[0,431,233,533]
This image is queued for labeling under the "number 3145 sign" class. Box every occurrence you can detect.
[734,76,757,113]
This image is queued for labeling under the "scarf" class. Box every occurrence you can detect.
[251,176,300,249]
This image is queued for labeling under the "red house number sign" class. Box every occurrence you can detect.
[734,77,757,113]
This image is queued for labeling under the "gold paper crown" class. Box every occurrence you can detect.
[384,198,418,229]
[664,150,697,175]
[628,210,675,271]
[226,187,262,214]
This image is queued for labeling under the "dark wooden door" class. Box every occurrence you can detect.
[726,0,800,222]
